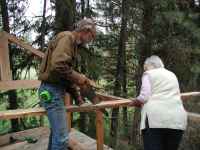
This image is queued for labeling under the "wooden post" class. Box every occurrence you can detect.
[96,110,104,150]
[65,93,71,132]
[0,31,12,81]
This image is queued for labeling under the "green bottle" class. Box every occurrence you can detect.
[39,90,52,103]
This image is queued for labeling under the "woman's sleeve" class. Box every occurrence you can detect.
[136,74,151,103]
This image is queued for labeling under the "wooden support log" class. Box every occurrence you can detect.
[64,93,72,132]
[4,32,45,58]
[0,103,200,122]
[0,80,41,91]
[0,32,12,81]
[0,92,199,120]
[181,92,200,101]
[96,110,104,150]
[188,112,200,122]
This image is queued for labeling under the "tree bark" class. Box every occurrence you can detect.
[81,0,85,18]
[130,0,153,148]
[55,0,75,33]
[110,0,129,148]
[40,0,47,51]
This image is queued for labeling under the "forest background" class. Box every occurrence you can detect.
[0,0,200,149]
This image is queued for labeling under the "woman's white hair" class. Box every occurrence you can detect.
[144,55,164,68]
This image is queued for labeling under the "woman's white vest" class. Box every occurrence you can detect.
[140,68,187,130]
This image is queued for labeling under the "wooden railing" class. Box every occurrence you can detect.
[0,91,200,150]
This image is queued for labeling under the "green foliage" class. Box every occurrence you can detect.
[0,103,11,135]
[0,0,200,149]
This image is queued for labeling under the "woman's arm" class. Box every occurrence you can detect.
[129,74,151,107]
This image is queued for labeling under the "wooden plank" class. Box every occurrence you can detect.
[70,128,112,150]
[188,112,200,122]
[0,32,12,81]
[0,80,41,91]
[1,92,200,120]
[96,92,123,101]
[0,141,28,150]
[4,32,45,58]
[1,106,200,122]
[96,111,104,150]
[0,99,130,120]
[0,127,49,150]
[0,107,46,119]
[64,93,72,132]
[0,127,112,150]
[97,91,200,101]
[181,91,200,101]
[0,127,49,146]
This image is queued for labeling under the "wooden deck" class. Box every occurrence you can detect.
[0,127,112,150]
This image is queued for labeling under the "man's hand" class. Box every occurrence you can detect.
[78,74,96,87]
[77,74,88,85]
[69,71,91,86]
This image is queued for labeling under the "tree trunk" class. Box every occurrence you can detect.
[110,0,129,148]
[0,0,19,132]
[0,0,9,32]
[81,0,85,18]
[79,59,87,132]
[38,0,47,127]
[130,0,153,148]
[55,0,75,33]
[86,0,90,17]
[40,0,47,51]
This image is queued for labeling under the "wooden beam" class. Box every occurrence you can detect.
[188,112,200,122]
[0,107,46,119]
[1,99,200,121]
[0,127,112,150]
[5,32,45,58]
[69,128,112,150]
[64,93,72,132]
[0,91,200,120]
[0,99,130,119]
[181,91,200,101]
[0,32,12,81]
[96,111,104,150]
[69,129,91,150]
[0,80,41,91]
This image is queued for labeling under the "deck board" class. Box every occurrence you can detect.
[0,127,112,150]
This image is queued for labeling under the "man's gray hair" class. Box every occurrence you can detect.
[144,55,164,68]
[75,18,96,32]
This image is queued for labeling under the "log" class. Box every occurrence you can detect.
[0,80,41,91]
[0,101,200,122]
[5,32,45,58]
[96,111,104,150]
[188,112,200,122]
[0,32,12,81]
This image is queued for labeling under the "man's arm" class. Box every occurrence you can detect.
[50,36,88,85]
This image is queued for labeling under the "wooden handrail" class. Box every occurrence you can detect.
[0,80,41,91]
[4,32,45,58]
[0,92,200,120]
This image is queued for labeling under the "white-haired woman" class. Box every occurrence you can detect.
[129,55,187,150]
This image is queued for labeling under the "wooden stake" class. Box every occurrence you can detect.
[65,93,72,132]
[0,32,12,81]
[96,110,104,150]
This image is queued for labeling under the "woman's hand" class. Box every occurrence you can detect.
[129,99,144,107]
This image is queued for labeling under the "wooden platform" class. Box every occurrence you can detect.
[0,127,112,150]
